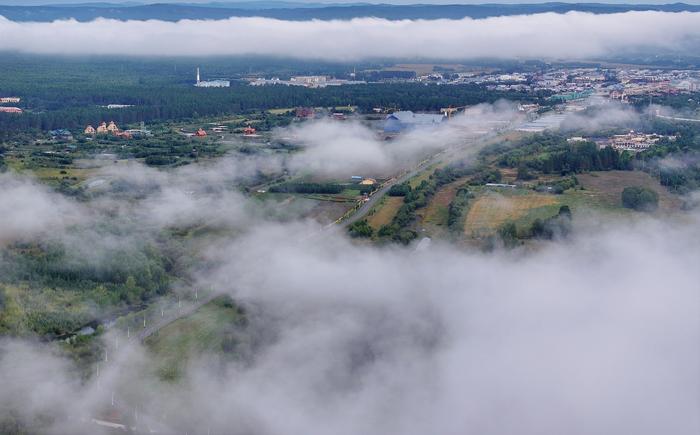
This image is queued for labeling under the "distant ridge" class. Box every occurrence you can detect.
[0,2,699,22]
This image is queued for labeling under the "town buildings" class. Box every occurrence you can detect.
[84,121,132,138]
[249,76,365,88]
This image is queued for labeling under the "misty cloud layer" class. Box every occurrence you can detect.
[1,101,699,434]
[281,101,519,177]
[1,211,699,434]
[1,11,699,59]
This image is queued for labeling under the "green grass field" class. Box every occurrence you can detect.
[145,297,246,381]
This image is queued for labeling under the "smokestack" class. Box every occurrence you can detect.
[196,67,200,85]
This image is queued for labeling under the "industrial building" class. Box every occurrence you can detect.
[605,131,663,152]
[384,111,446,133]
[194,67,230,88]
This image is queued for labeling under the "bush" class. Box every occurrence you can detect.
[530,206,573,240]
[498,222,519,248]
[388,182,412,197]
[348,220,373,238]
[621,186,659,211]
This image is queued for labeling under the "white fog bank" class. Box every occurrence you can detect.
[1,11,699,59]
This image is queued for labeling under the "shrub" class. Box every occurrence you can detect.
[388,182,412,196]
[621,186,659,211]
[348,220,373,238]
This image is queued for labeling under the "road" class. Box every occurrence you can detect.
[655,114,700,123]
[340,128,505,228]
[132,120,522,339]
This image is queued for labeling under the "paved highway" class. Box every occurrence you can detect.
[339,128,506,228]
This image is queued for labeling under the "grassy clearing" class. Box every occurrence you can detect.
[31,166,94,184]
[145,297,244,381]
[5,156,94,184]
[340,188,362,197]
[409,170,434,189]
[267,108,294,115]
[461,169,680,238]
[576,170,682,212]
[463,189,558,237]
[368,196,404,230]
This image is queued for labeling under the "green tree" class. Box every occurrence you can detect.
[498,221,519,248]
[348,220,373,238]
[621,186,659,211]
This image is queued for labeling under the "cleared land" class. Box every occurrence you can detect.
[367,196,404,230]
[462,170,682,238]
[421,178,469,226]
[464,189,558,237]
[145,297,244,381]
[576,170,682,212]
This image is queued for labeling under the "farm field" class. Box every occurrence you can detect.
[463,189,559,237]
[420,177,469,227]
[367,196,404,230]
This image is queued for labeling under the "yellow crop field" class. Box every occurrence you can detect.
[464,191,558,237]
[368,196,404,229]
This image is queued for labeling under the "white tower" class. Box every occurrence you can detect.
[196,67,201,85]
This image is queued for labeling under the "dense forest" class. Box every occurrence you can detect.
[494,132,634,174]
[0,56,549,136]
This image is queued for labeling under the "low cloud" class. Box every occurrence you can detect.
[0,11,699,59]
[1,104,699,434]
[280,101,520,177]
[0,173,86,245]
[560,99,645,132]
[1,212,699,434]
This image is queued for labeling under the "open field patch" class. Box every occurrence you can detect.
[368,196,404,230]
[421,177,469,226]
[576,170,682,212]
[464,190,558,237]
[145,297,245,381]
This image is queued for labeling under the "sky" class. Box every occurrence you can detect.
[3,1,700,5]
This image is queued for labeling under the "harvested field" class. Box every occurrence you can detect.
[576,171,682,212]
[368,196,404,230]
[464,190,558,237]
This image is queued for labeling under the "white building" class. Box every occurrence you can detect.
[194,67,230,88]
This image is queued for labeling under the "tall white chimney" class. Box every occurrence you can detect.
[196,67,200,85]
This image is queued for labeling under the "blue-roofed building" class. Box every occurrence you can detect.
[384,111,446,133]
